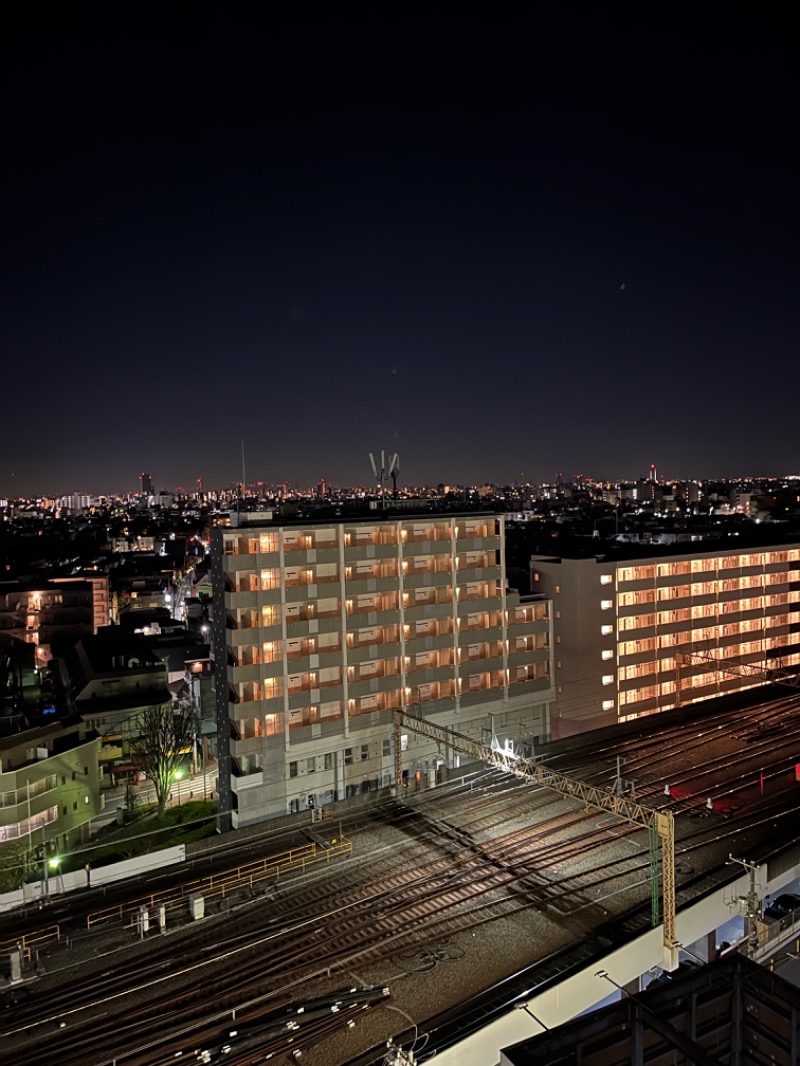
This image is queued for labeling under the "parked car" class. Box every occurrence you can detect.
[763,893,800,921]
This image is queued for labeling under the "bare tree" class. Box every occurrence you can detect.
[130,700,197,819]
[0,839,33,892]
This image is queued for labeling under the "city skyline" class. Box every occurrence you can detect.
[7,467,800,504]
[4,9,798,496]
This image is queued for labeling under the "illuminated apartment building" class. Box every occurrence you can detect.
[211,514,553,827]
[532,545,800,738]
[0,576,109,669]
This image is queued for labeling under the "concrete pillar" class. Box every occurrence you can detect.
[688,931,717,963]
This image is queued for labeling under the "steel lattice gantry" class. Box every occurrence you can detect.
[393,709,677,949]
[675,650,800,708]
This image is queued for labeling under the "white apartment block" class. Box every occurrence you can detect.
[211,514,553,828]
[532,544,800,739]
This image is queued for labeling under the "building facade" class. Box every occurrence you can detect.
[212,514,553,827]
[532,544,800,738]
[0,576,109,667]
[0,719,102,857]
[59,632,173,782]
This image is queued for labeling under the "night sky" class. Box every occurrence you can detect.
[4,9,798,496]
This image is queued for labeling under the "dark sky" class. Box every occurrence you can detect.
[3,8,798,496]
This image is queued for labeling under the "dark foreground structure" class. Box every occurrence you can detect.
[502,953,800,1066]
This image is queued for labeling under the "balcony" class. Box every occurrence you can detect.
[506,674,552,695]
[405,664,456,687]
[285,570,340,589]
[405,632,456,655]
[344,575,401,596]
[347,641,402,664]
[348,675,403,699]
[402,539,454,557]
[403,571,453,591]
[456,596,499,618]
[226,589,279,610]
[403,602,454,623]
[459,655,503,677]
[346,599,400,619]
[508,645,549,666]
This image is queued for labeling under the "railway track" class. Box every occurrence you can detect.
[4,690,800,1064]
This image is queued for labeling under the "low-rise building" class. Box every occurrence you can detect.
[58,631,172,782]
[0,718,102,856]
[0,577,109,668]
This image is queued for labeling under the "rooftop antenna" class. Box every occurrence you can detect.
[237,439,246,516]
[369,451,399,511]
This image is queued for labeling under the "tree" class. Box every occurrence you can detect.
[130,700,197,819]
[0,839,33,892]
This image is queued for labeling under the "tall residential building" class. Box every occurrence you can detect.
[140,472,153,496]
[212,514,553,828]
[532,544,800,738]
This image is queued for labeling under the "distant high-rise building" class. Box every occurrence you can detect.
[317,478,327,498]
[140,472,153,496]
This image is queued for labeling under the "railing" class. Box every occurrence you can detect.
[0,924,61,963]
[85,839,353,931]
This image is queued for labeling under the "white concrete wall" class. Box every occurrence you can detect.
[0,846,186,911]
[428,855,800,1066]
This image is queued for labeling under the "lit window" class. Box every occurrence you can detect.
[602,699,615,711]
[601,649,613,660]
[600,574,613,585]
[601,624,613,635]
[601,600,613,610]
[602,675,614,685]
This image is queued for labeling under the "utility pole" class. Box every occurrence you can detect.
[727,854,761,957]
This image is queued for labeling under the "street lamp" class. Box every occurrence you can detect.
[174,768,184,820]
